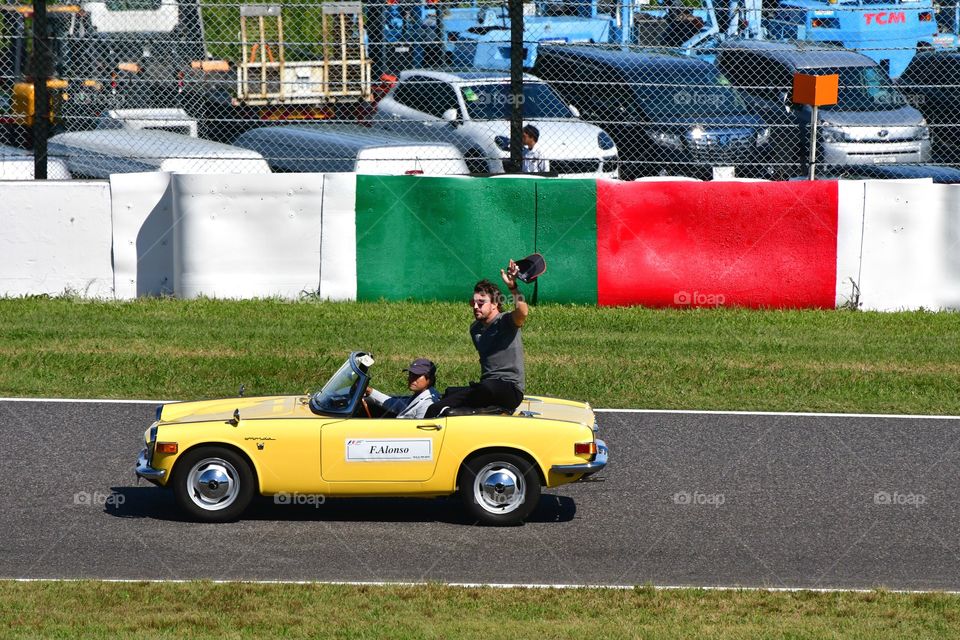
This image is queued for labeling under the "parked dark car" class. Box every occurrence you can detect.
[898,51,960,164]
[714,40,930,176]
[533,45,773,180]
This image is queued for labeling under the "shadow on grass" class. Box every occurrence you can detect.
[108,487,576,525]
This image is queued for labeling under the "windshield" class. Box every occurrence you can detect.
[634,68,750,118]
[461,82,573,120]
[821,66,904,112]
[310,357,366,415]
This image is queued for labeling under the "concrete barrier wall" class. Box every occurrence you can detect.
[1,174,959,311]
[0,181,113,297]
[596,180,839,308]
[857,182,960,311]
[170,173,324,299]
[354,175,597,303]
[355,175,537,302]
[319,173,358,301]
[110,172,174,299]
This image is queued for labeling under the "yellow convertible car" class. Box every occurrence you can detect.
[136,352,608,525]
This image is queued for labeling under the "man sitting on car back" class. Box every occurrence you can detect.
[365,358,440,419]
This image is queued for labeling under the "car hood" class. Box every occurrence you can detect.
[516,395,597,429]
[469,119,612,156]
[159,395,311,423]
[816,106,925,127]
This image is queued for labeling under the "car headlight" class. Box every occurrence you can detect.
[919,119,930,140]
[650,131,683,149]
[598,131,616,151]
[756,127,771,145]
[494,135,511,151]
[820,127,851,144]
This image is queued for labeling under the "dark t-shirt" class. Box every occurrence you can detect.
[470,311,525,392]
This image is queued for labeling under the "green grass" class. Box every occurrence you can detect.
[2,582,959,638]
[1,297,958,413]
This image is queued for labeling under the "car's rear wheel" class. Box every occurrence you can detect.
[172,446,254,522]
[458,453,541,526]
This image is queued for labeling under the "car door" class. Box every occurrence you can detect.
[236,415,324,494]
[320,417,447,482]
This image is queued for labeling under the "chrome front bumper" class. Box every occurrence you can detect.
[136,448,166,485]
[551,438,609,476]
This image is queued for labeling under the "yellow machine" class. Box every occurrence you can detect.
[136,352,609,526]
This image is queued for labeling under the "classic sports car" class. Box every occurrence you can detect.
[136,352,608,526]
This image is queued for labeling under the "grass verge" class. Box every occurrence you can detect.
[2,582,959,639]
[1,297,958,413]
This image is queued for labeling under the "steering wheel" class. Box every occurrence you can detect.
[361,397,372,418]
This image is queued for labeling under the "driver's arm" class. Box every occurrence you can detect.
[367,388,408,417]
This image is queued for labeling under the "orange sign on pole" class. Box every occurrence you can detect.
[792,73,839,180]
[792,73,839,106]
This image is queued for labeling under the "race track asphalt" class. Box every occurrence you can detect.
[1,400,958,589]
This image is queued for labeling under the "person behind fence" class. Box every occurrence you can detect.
[522,124,549,173]
[424,263,528,418]
[365,358,440,419]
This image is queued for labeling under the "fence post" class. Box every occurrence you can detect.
[32,0,49,180]
[509,0,523,173]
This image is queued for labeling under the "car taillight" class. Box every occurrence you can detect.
[920,11,932,21]
[156,442,179,454]
[574,442,597,456]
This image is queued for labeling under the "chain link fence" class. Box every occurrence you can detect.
[1,0,959,179]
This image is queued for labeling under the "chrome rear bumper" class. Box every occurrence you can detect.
[551,439,608,475]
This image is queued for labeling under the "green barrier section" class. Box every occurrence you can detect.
[533,179,598,304]
[356,176,536,301]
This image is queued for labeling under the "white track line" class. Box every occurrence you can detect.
[0,397,172,404]
[593,408,960,420]
[4,578,959,594]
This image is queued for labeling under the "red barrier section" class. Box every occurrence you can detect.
[596,180,839,308]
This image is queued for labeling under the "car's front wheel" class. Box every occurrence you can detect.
[458,453,541,526]
[172,446,255,522]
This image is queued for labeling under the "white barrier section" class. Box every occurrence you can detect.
[835,181,865,308]
[319,173,357,300]
[110,172,174,298]
[171,173,324,298]
[857,182,960,311]
[0,181,113,297]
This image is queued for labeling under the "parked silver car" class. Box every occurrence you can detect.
[715,40,930,170]
[373,69,619,178]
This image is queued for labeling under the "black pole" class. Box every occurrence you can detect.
[32,0,49,180]
[508,0,523,173]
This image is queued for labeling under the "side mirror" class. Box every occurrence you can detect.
[569,104,581,118]
[442,108,459,126]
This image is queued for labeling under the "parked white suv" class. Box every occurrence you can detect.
[373,69,619,178]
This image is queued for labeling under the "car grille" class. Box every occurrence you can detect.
[551,159,602,174]
[686,129,756,165]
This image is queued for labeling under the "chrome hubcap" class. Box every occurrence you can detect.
[473,462,525,514]
[187,458,240,511]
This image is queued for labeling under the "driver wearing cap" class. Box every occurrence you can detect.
[365,358,440,419]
